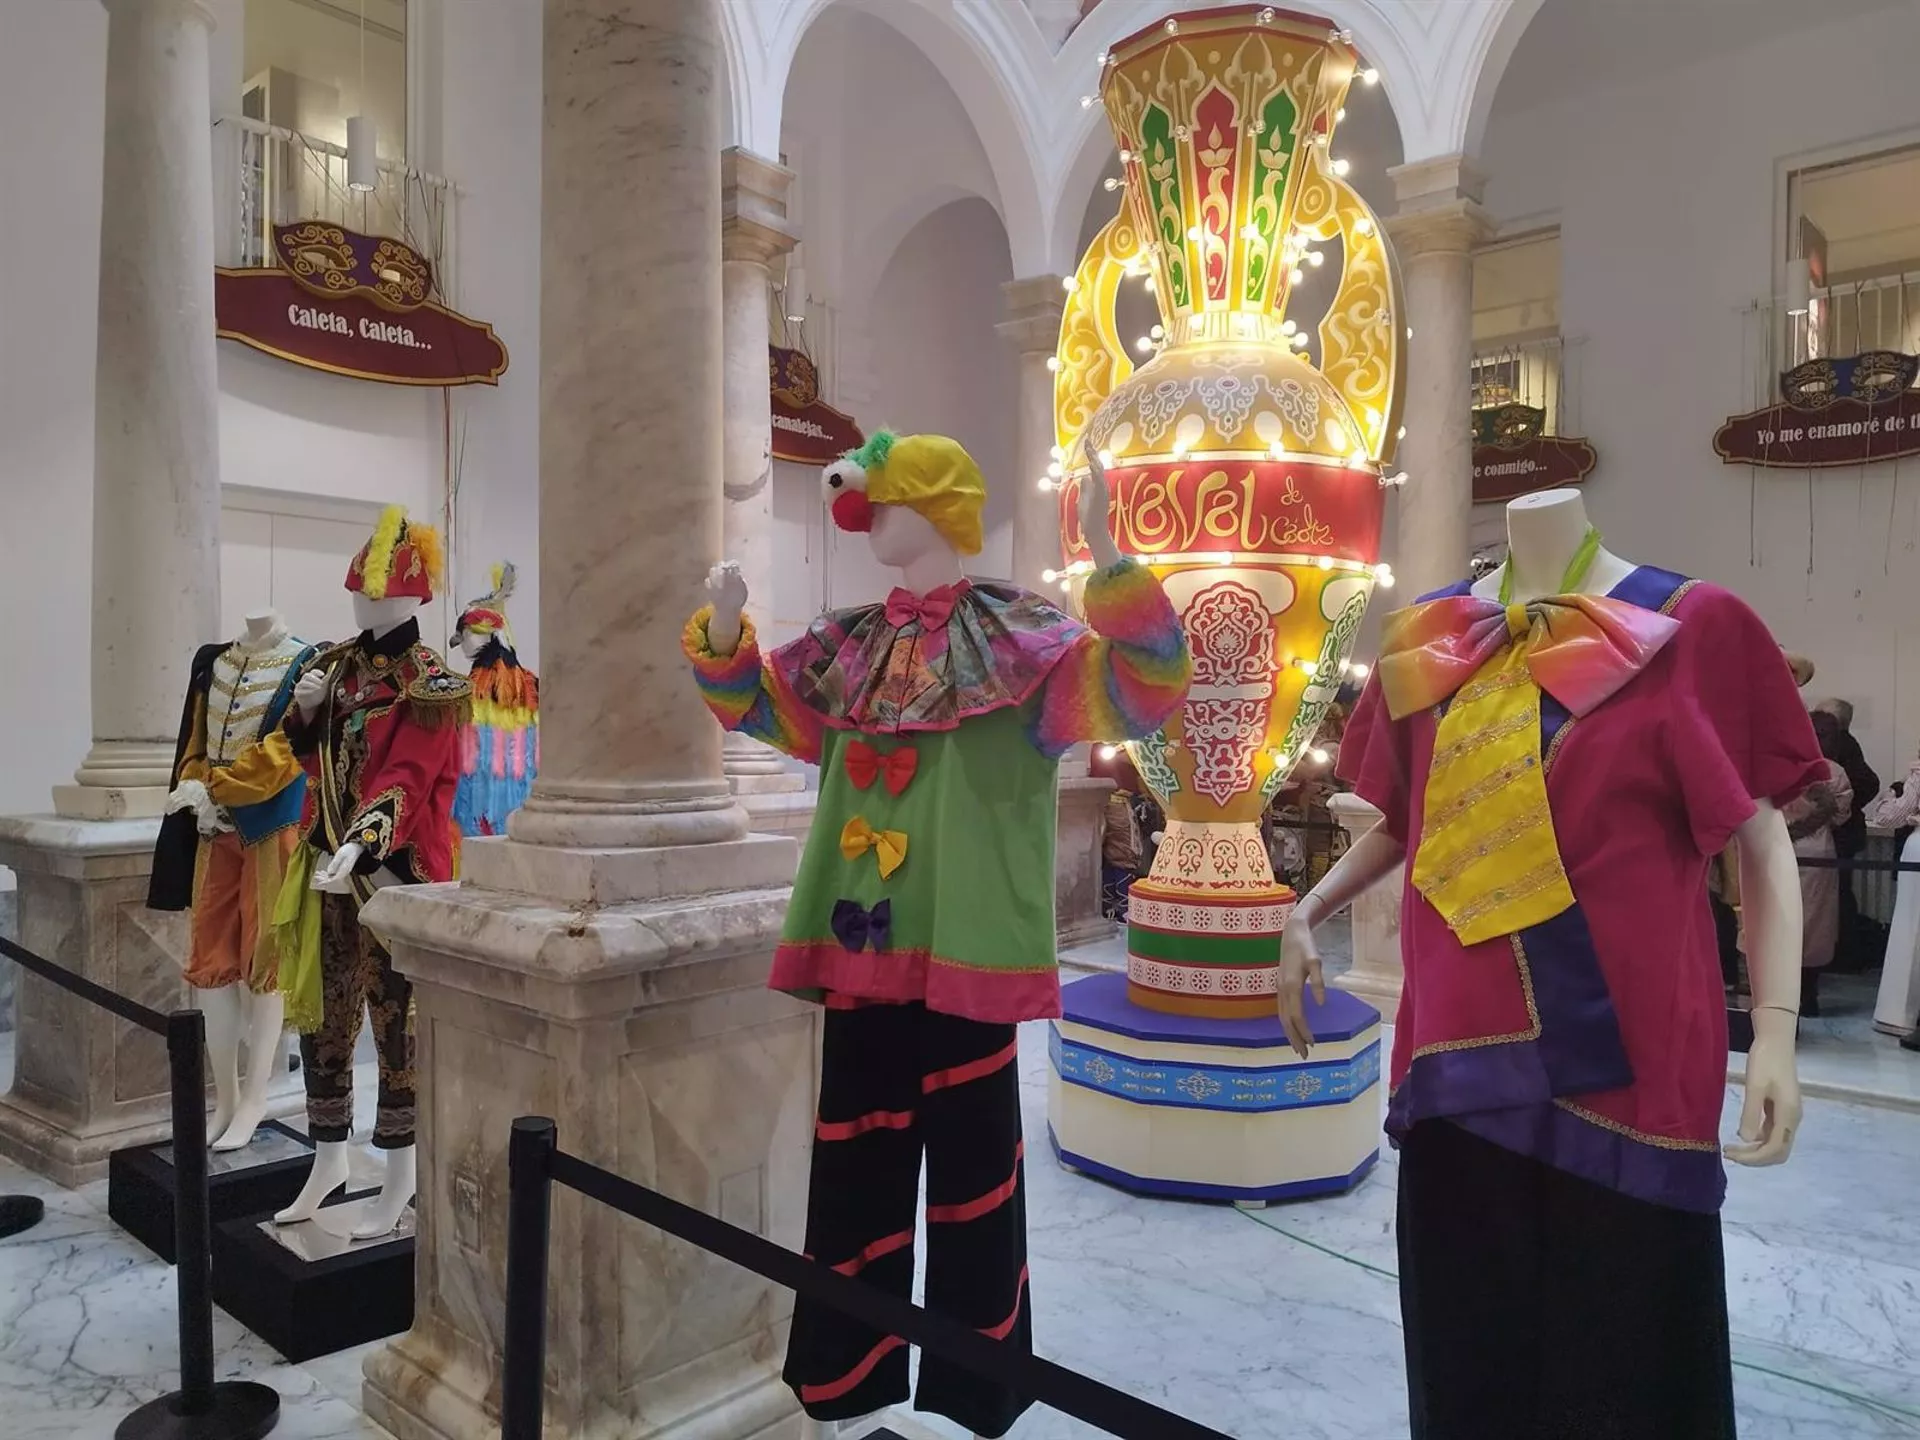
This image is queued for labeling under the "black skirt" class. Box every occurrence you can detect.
[1397,1119,1738,1440]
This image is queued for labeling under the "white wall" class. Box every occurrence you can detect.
[1480,2,1920,779]
[0,0,541,838]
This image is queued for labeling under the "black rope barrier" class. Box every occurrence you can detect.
[1796,855,1920,872]
[501,1115,1236,1440]
[0,935,279,1440]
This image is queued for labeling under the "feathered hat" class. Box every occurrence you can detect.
[455,562,519,647]
[821,430,987,556]
[347,504,443,602]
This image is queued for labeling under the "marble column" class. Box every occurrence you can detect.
[58,0,223,821]
[0,0,224,1183]
[361,5,813,1438]
[997,275,1068,592]
[1384,157,1493,604]
[506,0,744,854]
[720,147,802,799]
[1326,793,1404,1025]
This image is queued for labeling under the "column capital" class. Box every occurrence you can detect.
[103,0,219,28]
[1386,153,1494,259]
[997,274,1068,355]
[721,146,798,267]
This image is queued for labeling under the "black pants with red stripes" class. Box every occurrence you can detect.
[784,1000,1033,1438]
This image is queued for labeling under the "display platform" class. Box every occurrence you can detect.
[107,1119,316,1263]
[211,1190,416,1362]
[1047,971,1382,1204]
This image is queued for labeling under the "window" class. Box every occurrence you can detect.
[1788,146,1920,366]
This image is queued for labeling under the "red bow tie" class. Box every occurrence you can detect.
[845,740,918,797]
[883,583,962,632]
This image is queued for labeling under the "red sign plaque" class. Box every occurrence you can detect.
[1714,389,1920,469]
[770,344,863,464]
[1472,436,1598,504]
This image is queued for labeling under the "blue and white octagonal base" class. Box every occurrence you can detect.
[1046,972,1382,1204]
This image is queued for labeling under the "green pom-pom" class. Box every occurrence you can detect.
[848,429,896,472]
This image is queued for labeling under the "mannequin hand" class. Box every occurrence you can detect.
[294,669,329,720]
[704,562,748,657]
[1078,446,1122,571]
[312,843,364,893]
[199,804,235,839]
[1725,1019,1802,1167]
[1277,901,1326,1058]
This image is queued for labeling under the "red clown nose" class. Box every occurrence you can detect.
[831,489,875,533]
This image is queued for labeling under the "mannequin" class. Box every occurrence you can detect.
[149,606,318,1151]
[272,508,468,1240]
[450,562,540,837]
[684,433,1190,1439]
[1281,488,1817,1438]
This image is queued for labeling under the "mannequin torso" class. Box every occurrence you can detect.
[1471,489,1636,602]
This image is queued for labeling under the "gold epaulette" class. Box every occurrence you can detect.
[403,645,473,727]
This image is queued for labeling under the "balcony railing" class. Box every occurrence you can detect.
[1471,333,1582,437]
[211,115,457,298]
[1742,270,1920,414]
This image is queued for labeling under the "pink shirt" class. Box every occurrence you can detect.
[1340,569,1824,1212]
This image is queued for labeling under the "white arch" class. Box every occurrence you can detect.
[1453,0,1549,159]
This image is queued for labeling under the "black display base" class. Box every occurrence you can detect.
[109,1122,317,1264]
[114,1381,280,1440]
[211,1192,414,1363]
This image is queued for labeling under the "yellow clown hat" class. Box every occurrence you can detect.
[822,430,986,557]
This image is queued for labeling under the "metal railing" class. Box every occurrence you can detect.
[500,1116,1236,1440]
[1471,333,1580,437]
[210,114,456,295]
[0,936,280,1439]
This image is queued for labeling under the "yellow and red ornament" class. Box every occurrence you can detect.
[1055,5,1407,1018]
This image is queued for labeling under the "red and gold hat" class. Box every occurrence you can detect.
[346,504,443,602]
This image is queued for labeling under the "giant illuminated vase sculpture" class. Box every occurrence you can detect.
[1047,5,1404,1203]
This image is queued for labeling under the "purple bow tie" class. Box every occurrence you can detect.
[830,898,893,954]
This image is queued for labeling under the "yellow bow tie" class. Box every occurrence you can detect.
[840,816,908,880]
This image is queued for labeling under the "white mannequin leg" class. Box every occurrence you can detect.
[274,1139,351,1225]
[351,1145,416,1239]
[213,989,286,1152]
[198,983,246,1145]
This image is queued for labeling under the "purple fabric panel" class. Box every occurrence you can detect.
[1522,907,1635,1096]
[1446,1107,1727,1215]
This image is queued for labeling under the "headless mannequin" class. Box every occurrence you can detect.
[274,591,420,1237]
[702,462,1118,1440]
[200,608,293,1152]
[1279,488,1805,1167]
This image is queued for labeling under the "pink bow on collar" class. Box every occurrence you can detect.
[883,581,967,632]
[1376,593,1682,722]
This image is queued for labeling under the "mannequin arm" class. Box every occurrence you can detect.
[1275,824,1407,1055]
[1725,800,1802,1167]
[682,608,824,765]
[1031,560,1192,757]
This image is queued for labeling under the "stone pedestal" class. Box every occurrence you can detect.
[358,854,815,1440]
[1326,792,1404,1025]
[998,276,1069,591]
[1385,157,1493,604]
[1057,775,1117,951]
[0,816,306,1186]
[0,818,186,1185]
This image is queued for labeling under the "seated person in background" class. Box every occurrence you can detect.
[1814,697,1880,969]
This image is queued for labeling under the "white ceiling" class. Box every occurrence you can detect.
[1490,0,1919,119]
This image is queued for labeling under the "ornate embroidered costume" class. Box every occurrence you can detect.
[149,622,318,992]
[1342,562,1823,1438]
[277,506,469,1149]
[684,432,1191,1436]
[451,562,539,837]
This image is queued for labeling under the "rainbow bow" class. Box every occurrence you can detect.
[845,740,918,797]
[840,816,908,880]
[1377,593,1680,723]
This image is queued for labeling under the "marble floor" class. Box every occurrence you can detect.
[3,981,1919,1439]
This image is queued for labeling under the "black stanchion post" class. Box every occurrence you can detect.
[115,1011,280,1440]
[501,1117,558,1440]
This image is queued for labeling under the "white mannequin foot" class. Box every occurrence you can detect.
[274,1140,350,1225]
[350,1145,416,1240]
[212,991,287,1152]
[198,984,246,1144]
